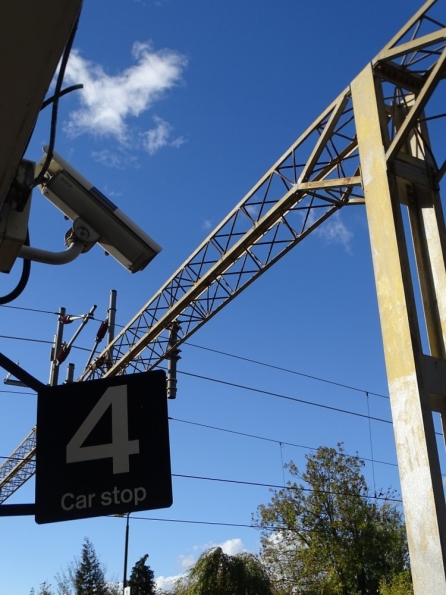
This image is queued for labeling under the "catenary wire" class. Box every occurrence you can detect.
[0,307,389,400]
[0,461,403,503]
[168,417,398,468]
[178,370,392,425]
[0,336,392,422]
[166,473,404,503]
[124,516,407,534]
[0,325,442,437]
[0,304,107,319]
[0,334,90,352]
[0,413,398,469]
[0,341,441,439]
[0,305,61,315]
[123,517,349,536]
[117,516,410,550]
[185,341,389,400]
[128,516,258,529]
[0,339,440,437]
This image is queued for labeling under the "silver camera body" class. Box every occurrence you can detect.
[36,148,162,273]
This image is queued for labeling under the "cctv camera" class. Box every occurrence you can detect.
[35,148,162,273]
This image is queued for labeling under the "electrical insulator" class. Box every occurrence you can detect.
[96,319,109,342]
[56,344,71,363]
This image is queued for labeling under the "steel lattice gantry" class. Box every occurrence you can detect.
[0,428,36,503]
[2,0,446,592]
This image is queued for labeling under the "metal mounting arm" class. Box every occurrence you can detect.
[17,216,100,265]
[18,240,84,265]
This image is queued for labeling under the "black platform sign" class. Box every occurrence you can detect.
[35,370,172,524]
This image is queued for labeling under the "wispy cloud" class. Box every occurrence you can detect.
[91,149,140,169]
[296,208,353,253]
[63,42,187,154]
[315,211,353,252]
[156,573,182,592]
[217,538,246,555]
[143,115,186,155]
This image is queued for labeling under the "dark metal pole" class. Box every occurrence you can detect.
[106,289,117,369]
[123,512,130,594]
[49,306,65,386]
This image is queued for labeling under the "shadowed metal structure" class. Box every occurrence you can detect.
[0,0,83,209]
[2,1,446,592]
[0,428,36,504]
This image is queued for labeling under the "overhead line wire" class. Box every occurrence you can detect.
[0,461,403,502]
[168,416,398,468]
[0,304,109,322]
[0,416,399,468]
[0,322,442,437]
[129,515,257,529]
[185,341,389,400]
[123,516,408,536]
[0,309,390,403]
[172,473,403,503]
[178,370,393,425]
[0,337,391,424]
[0,334,90,352]
[0,306,388,400]
[0,305,59,316]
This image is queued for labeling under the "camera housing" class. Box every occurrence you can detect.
[36,148,162,273]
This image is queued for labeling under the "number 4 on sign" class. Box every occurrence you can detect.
[66,385,140,474]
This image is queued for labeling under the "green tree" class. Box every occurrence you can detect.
[74,538,109,595]
[379,570,413,595]
[39,583,54,595]
[174,546,275,595]
[128,554,156,595]
[254,444,409,595]
[29,581,54,595]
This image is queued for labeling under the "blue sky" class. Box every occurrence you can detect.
[1,0,446,593]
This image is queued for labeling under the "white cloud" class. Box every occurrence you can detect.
[315,211,353,252]
[245,204,260,220]
[155,574,182,592]
[155,538,248,592]
[62,42,187,148]
[296,208,353,252]
[203,219,213,230]
[143,115,186,155]
[218,537,246,555]
[179,554,195,570]
[91,149,139,169]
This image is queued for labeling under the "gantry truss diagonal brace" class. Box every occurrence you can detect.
[79,95,363,380]
[3,2,446,592]
[80,0,446,382]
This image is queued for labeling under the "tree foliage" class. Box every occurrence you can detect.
[254,444,409,595]
[378,570,413,595]
[174,546,275,595]
[54,538,116,595]
[128,554,157,595]
[39,583,54,595]
[29,583,54,595]
[74,538,109,595]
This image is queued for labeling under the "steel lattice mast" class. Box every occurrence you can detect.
[2,1,446,591]
[0,427,36,503]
